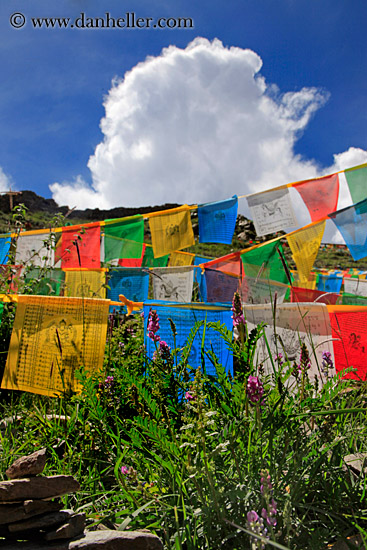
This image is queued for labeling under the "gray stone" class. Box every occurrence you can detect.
[344,453,367,475]
[8,509,74,533]
[0,499,61,525]
[0,476,80,502]
[44,513,86,541]
[0,529,163,549]
[6,448,47,479]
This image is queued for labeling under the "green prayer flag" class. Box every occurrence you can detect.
[104,216,144,262]
[241,241,289,284]
[142,246,169,268]
[344,164,367,204]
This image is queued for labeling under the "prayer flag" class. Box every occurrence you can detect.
[142,246,169,268]
[291,286,339,305]
[118,244,146,267]
[24,268,65,296]
[241,241,289,284]
[344,277,367,297]
[198,196,238,244]
[246,187,297,237]
[317,272,343,293]
[169,251,195,267]
[59,224,100,269]
[1,295,110,396]
[292,174,339,221]
[328,199,367,261]
[64,269,106,299]
[104,216,144,263]
[287,221,325,282]
[107,268,149,304]
[204,269,240,303]
[241,277,288,305]
[344,164,367,204]
[144,301,233,376]
[0,235,11,265]
[15,232,55,267]
[148,206,195,258]
[152,266,194,303]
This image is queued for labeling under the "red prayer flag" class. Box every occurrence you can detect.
[291,286,339,305]
[58,224,101,269]
[293,174,339,222]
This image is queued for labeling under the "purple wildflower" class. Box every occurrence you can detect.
[185,391,194,401]
[121,465,129,475]
[246,375,264,404]
[231,292,246,328]
[321,350,333,378]
[147,309,160,342]
[153,340,172,363]
[260,470,277,527]
[275,353,283,366]
[293,343,311,377]
[246,510,268,549]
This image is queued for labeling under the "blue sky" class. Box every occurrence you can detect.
[0,0,366,216]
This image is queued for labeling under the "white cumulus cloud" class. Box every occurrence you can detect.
[0,166,13,192]
[50,37,367,244]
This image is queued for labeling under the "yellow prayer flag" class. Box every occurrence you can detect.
[169,251,195,267]
[287,221,325,283]
[148,206,195,258]
[1,295,110,396]
[64,269,106,299]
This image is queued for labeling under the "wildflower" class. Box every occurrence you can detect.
[120,465,129,475]
[185,391,194,401]
[293,343,311,377]
[246,510,268,549]
[275,353,283,366]
[260,469,277,527]
[246,375,264,404]
[147,309,160,342]
[321,350,333,377]
[231,291,246,328]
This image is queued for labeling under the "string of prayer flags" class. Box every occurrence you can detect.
[148,205,195,258]
[107,268,149,304]
[24,268,65,296]
[241,240,289,284]
[64,269,106,299]
[152,266,194,303]
[317,272,343,294]
[291,174,339,222]
[287,220,325,283]
[198,196,238,244]
[328,305,367,380]
[344,164,367,204]
[241,277,288,305]
[291,286,340,305]
[245,303,335,382]
[58,224,100,269]
[15,232,55,267]
[344,277,367,297]
[1,295,110,396]
[204,269,240,303]
[141,246,169,268]
[246,187,297,237]
[104,215,144,263]
[328,199,367,261]
[0,235,11,265]
[169,251,195,267]
[144,301,233,375]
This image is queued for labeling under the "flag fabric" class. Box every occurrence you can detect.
[241,241,289,284]
[198,196,238,244]
[169,251,195,267]
[317,272,343,293]
[152,266,194,303]
[148,206,195,258]
[201,251,243,277]
[287,221,325,283]
[118,244,146,267]
[144,301,233,375]
[341,293,367,306]
[246,187,297,237]
[344,164,367,204]
[64,269,106,299]
[15,232,55,267]
[344,277,367,297]
[204,269,240,303]
[0,235,11,265]
[291,286,340,305]
[104,216,144,263]
[193,256,212,302]
[292,271,317,290]
[328,305,367,380]
[59,224,101,269]
[292,174,339,222]
[245,303,335,382]
[24,268,65,296]
[1,295,110,396]
[328,199,367,261]
[107,268,149,304]
[241,277,288,305]
[141,246,169,268]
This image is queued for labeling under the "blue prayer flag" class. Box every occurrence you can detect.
[107,268,149,312]
[0,235,11,265]
[328,199,367,260]
[198,196,238,244]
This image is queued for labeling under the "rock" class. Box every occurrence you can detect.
[0,529,163,549]
[8,509,74,533]
[0,476,80,502]
[344,453,367,475]
[6,448,47,479]
[0,499,61,525]
[44,512,86,541]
